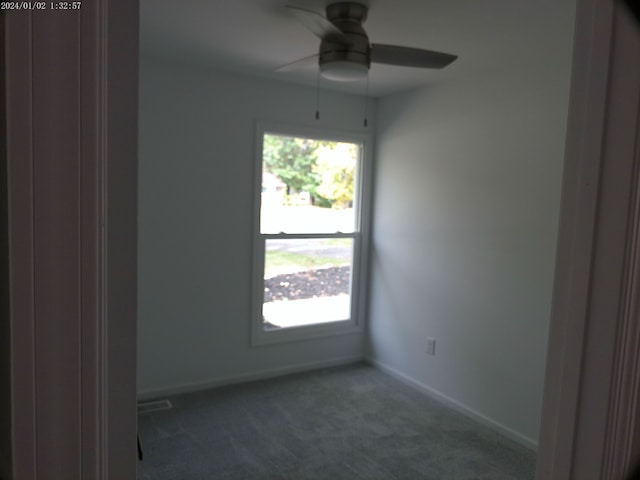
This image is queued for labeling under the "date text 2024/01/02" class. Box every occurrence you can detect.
[1,1,81,10]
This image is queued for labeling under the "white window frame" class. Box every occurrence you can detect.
[251,122,372,346]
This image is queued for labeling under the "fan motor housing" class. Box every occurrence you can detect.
[319,2,371,79]
[326,2,368,23]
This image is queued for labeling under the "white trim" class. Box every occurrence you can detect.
[139,354,539,451]
[261,232,357,239]
[137,355,364,401]
[5,3,138,477]
[536,1,640,479]
[250,121,373,346]
[258,120,374,145]
[534,0,614,475]
[5,12,37,479]
[366,357,538,451]
[595,5,640,478]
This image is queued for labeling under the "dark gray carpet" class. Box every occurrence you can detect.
[137,363,536,480]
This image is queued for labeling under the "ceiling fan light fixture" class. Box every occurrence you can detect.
[282,2,458,81]
[320,60,368,81]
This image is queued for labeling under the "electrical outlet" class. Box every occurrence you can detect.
[426,337,436,356]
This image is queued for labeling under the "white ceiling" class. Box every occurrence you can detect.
[140,0,573,97]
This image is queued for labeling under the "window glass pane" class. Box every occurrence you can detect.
[262,238,353,329]
[261,134,358,234]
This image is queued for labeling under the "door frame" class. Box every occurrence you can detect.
[535,0,640,478]
[5,1,139,478]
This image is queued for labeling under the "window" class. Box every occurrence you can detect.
[251,124,370,345]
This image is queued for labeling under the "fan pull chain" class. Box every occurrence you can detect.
[363,73,369,128]
[315,70,321,120]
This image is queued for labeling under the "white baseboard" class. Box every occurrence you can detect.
[365,356,538,451]
[138,354,538,452]
[137,355,364,401]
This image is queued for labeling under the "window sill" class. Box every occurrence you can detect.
[251,318,362,346]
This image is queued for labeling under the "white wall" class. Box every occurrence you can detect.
[367,8,575,446]
[137,57,374,397]
[139,0,575,445]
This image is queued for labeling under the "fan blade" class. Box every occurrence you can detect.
[276,53,319,72]
[371,44,457,69]
[286,5,352,45]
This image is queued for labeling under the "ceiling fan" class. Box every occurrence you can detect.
[279,2,458,82]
